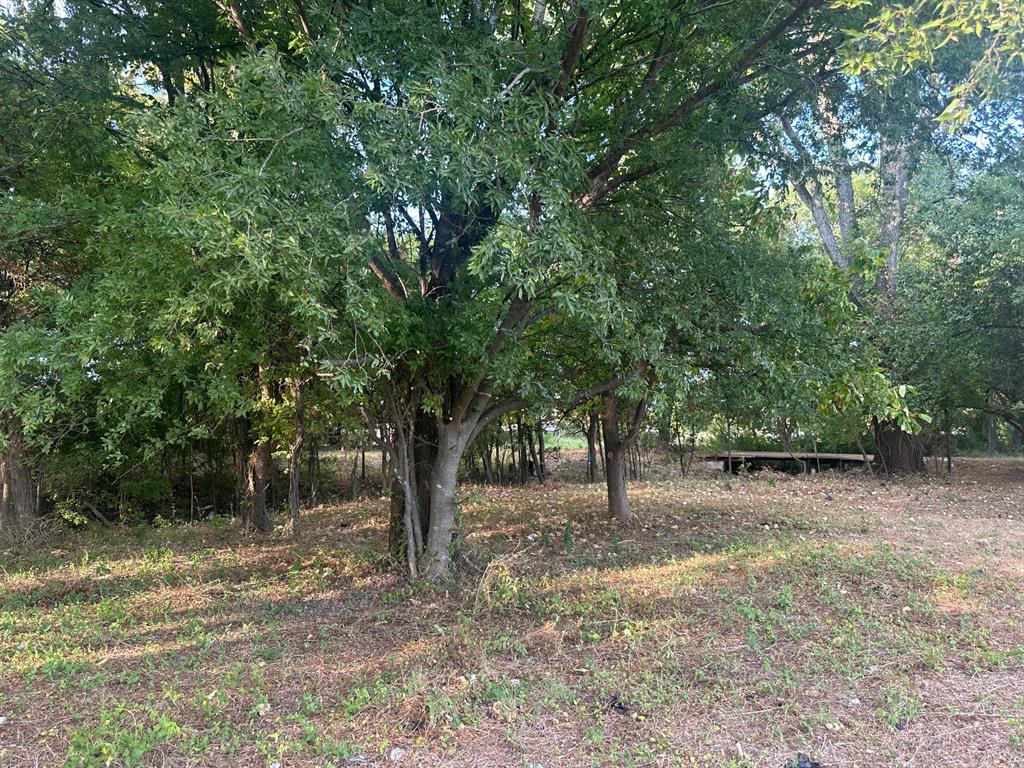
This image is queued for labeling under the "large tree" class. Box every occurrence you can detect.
[2,0,889,580]
[766,73,937,472]
[893,151,1024,450]
[307,0,842,580]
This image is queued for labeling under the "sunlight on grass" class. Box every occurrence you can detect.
[1,468,1022,766]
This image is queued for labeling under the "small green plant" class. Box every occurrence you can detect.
[485,632,528,656]
[54,497,91,527]
[475,564,529,613]
[341,686,372,718]
[1009,717,1024,747]
[295,691,323,716]
[64,705,180,767]
[249,693,272,719]
[775,585,794,611]
[875,685,924,730]
[253,643,285,662]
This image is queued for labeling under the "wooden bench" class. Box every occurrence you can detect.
[696,450,873,473]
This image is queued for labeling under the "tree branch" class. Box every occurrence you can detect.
[584,0,821,197]
[556,363,651,413]
[555,6,590,98]
[369,256,408,301]
[214,0,253,45]
[449,296,532,425]
[581,164,659,210]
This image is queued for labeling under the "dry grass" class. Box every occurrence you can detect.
[1,457,1022,767]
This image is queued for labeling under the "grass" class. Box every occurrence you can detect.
[1,456,1022,767]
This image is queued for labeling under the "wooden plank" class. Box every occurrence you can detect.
[696,451,872,462]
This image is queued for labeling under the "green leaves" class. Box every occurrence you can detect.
[8,0,1004,486]
[840,0,1024,125]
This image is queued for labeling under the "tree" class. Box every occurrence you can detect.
[808,0,1024,468]
[1,0,912,580]
[271,0,841,579]
[0,7,128,533]
[893,151,1024,453]
[763,60,960,473]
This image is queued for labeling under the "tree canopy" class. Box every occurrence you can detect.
[1,0,1022,580]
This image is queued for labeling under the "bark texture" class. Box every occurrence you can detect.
[288,381,304,537]
[601,393,633,523]
[587,410,600,482]
[872,418,926,475]
[236,417,273,532]
[422,423,467,582]
[0,425,36,535]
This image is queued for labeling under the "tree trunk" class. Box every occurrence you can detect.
[242,443,273,532]
[537,423,546,479]
[307,437,319,507]
[587,410,599,483]
[388,477,406,560]
[380,394,424,578]
[288,381,304,537]
[526,419,541,483]
[605,448,631,523]
[0,452,13,534]
[482,444,493,484]
[516,415,528,485]
[237,417,273,532]
[422,422,468,582]
[412,410,435,541]
[986,415,998,454]
[876,138,911,297]
[348,454,360,500]
[872,418,926,475]
[777,417,806,473]
[684,428,696,476]
[269,450,280,511]
[13,432,35,523]
[0,425,36,534]
[601,393,633,523]
[986,390,999,453]
[507,418,518,479]
[387,406,434,564]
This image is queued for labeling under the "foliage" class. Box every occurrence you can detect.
[0,0,1020,546]
[838,0,1024,124]
[890,150,1024,445]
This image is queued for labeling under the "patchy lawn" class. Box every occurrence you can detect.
[1,457,1022,767]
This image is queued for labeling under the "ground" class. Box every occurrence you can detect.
[1,455,1023,768]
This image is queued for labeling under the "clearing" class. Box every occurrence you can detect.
[1,456,1022,767]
